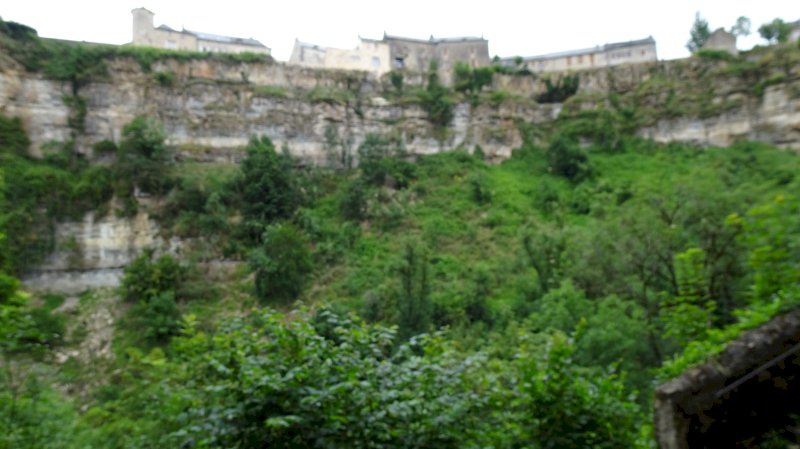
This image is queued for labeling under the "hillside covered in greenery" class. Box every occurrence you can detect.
[2,19,800,449]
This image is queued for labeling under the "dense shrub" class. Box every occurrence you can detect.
[418,61,454,128]
[235,135,299,242]
[546,135,592,182]
[0,115,31,157]
[357,134,416,189]
[121,250,184,303]
[537,75,580,103]
[339,179,369,221]
[249,222,313,303]
[116,116,172,195]
[132,291,181,344]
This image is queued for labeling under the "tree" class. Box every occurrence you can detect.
[687,12,711,53]
[546,135,592,182]
[730,16,752,37]
[395,240,432,340]
[117,116,171,194]
[356,134,416,189]
[418,60,453,128]
[250,222,313,303]
[758,18,792,44]
[236,135,299,242]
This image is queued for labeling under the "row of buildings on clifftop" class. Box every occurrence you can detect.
[131,6,661,78]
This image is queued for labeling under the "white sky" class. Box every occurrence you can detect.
[1,1,796,62]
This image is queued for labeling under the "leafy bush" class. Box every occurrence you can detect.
[389,70,404,93]
[153,70,175,87]
[356,134,416,188]
[249,222,313,303]
[696,49,737,61]
[468,172,492,204]
[537,75,580,103]
[454,63,495,99]
[116,116,172,195]
[121,250,184,303]
[235,135,299,243]
[0,115,115,273]
[0,115,31,157]
[546,135,592,182]
[132,291,181,344]
[418,61,454,128]
[339,179,369,221]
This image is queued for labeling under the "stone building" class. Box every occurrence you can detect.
[383,33,491,84]
[131,7,270,55]
[701,28,737,55]
[288,38,391,76]
[288,33,490,84]
[502,36,657,73]
[790,20,800,43]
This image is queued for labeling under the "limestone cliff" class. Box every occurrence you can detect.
[2,48,799,293]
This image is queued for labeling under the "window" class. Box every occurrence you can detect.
[372,56,380,68]
[165,40,177,49]
[578,55,583,64]
[394,57,404,69]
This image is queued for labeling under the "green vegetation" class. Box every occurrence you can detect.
[3,15,800,447]
[4,102,800,447]
[687,12,711,53]
[418,60,454,129]
[0,17,271,92]
[759,18,793,44]
[537,74,580,103]
[250,222,313,303]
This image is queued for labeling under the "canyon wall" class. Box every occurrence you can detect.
[2,52,798,292]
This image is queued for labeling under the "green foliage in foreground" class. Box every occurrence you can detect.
[4,100,800,447]
[6,308,645,449]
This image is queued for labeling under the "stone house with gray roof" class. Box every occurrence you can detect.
[502,36,656,73]
[131,7,270,55]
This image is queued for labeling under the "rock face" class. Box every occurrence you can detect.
[2,56,799,165]
[2,54,799,292]
[22,210,179,294]
[0,58,555,162]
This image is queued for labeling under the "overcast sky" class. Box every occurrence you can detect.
[1,1,796,62]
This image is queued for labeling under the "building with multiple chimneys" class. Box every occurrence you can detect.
[131,7,270,55]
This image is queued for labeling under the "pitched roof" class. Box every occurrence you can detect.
[382,33,486,45]
[152,23,268,49]
[185,29,267,48]
[504,36,655,62]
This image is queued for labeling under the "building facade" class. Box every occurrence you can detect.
[288,38,391,76]
[288,33,490,83]
[790,20,800,43]
[383,34,490,84]
[502,37,657,73]
[702,28,737,55]
[131,8,270,55]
